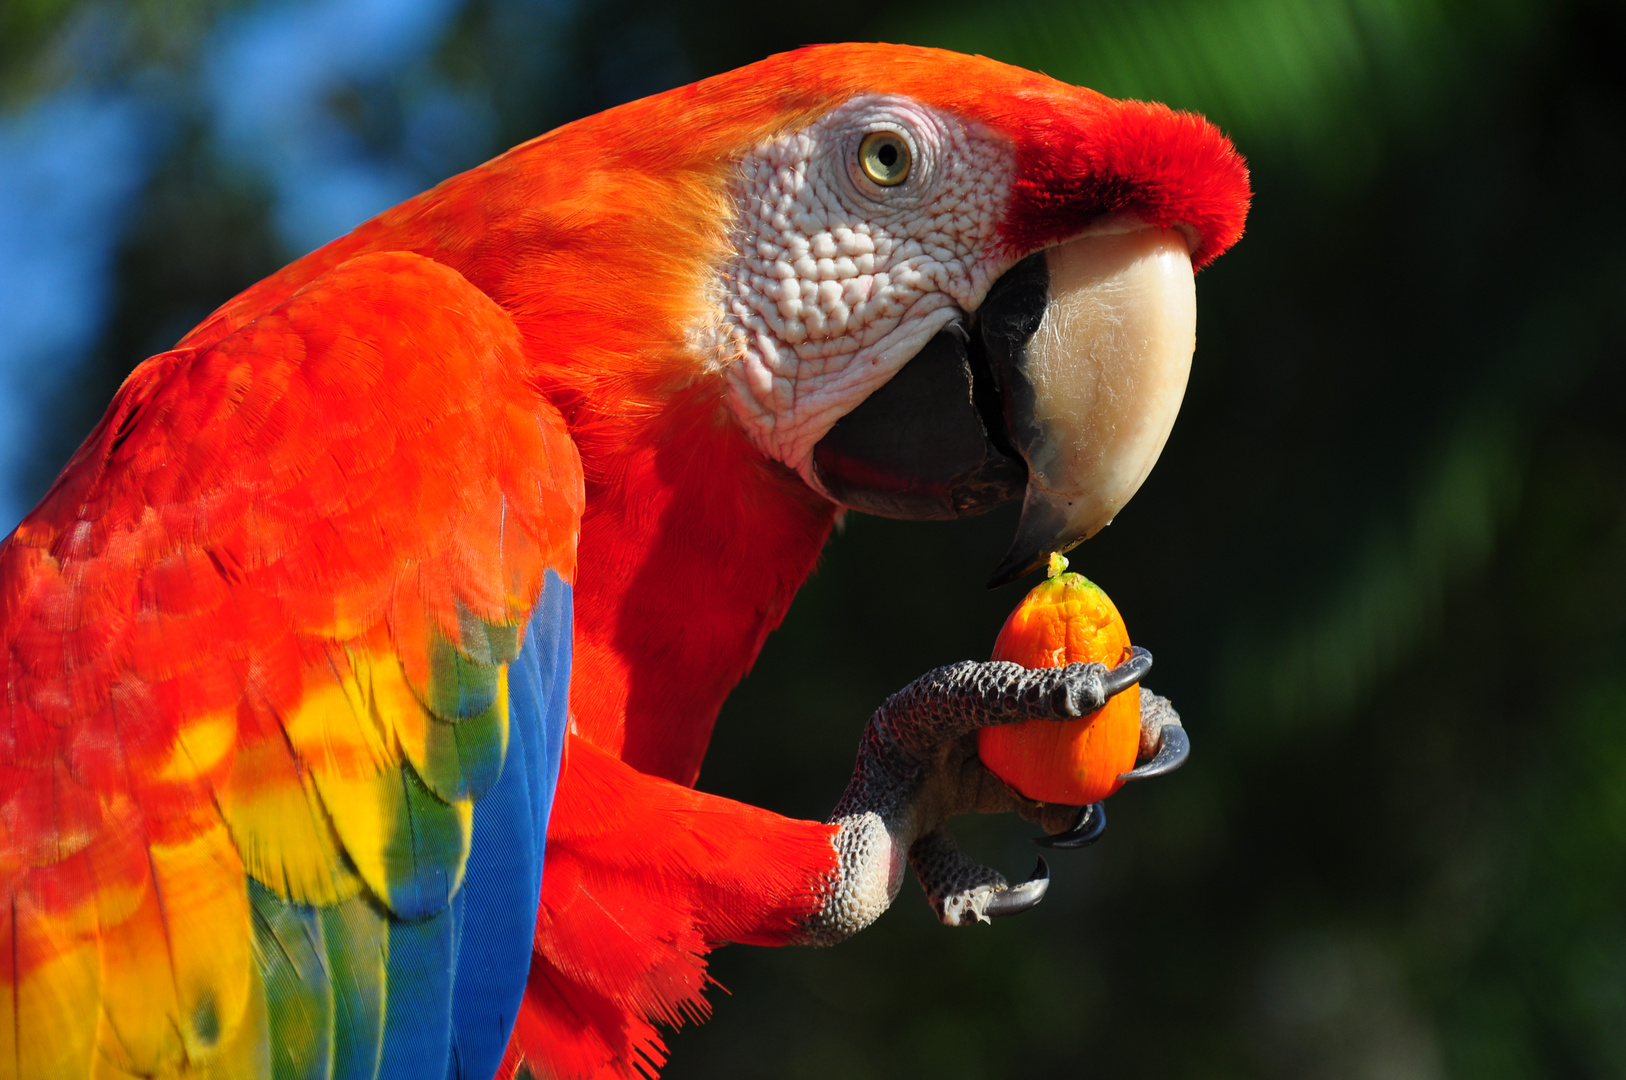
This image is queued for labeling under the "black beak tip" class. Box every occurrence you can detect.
[986,536,1081,589]
[986,494,1082,588]
[985,556,1036,589]
[986,533,1055,589]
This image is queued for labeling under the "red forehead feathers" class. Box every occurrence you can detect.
[996,96,1250,269]
[681,44,1251,269]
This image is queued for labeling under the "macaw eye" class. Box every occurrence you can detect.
[858,131,911,186]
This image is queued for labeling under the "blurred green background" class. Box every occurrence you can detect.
[3,0,1623,1076]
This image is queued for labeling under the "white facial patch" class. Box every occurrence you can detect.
[704,95,1015,484]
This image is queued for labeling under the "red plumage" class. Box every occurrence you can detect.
[4,43,1252,1080]
[510,740,839,1078]
[1,250,583,1076]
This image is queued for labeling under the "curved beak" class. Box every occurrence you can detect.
[984,226,1197,585]
[807,225,1197,585]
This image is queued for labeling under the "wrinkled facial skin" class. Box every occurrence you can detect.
[715,95,1016,481]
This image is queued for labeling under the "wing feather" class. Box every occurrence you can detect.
[0,249,583,1079]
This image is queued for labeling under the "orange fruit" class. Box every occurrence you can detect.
[976,554,1141,805]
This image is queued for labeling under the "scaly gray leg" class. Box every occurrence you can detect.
[799,650,1187,943]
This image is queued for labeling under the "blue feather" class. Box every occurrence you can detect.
[304,570,572,1080]
[444,570,573,1079]
[378,905,455,1079]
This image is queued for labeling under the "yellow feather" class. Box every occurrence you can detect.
[94,861,186,1075]
[91,918,272,1080]
[193,949,271,1080]
[11,898,99,1079]
[309,768,397,903]
[361,647,435,764]
[218,737,364,906]
[283,655,394,780]
[157,711,238,782]
[451,797,474,893]
[313,765,474,915]
[89,1048,143,1080]
[147,824,254,1065]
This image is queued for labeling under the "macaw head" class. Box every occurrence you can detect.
[346,43,1249,583]
[656,44,1250,580]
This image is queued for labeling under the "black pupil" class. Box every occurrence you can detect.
[877,143,898,169]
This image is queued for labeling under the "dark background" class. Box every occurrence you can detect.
[2,0,1623,1076]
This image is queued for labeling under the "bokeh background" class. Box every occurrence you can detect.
[3,0,1624,1076]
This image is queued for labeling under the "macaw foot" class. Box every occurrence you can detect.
[1122,689,1188,780]
[910,828,1051,926]
[1029,691,1185,848]
[798,651,1188,944]
[1033,801,1107,849]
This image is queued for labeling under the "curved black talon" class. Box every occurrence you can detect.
[1103,646,1153,697]
[985,858,1050,918]
[1035,802,1107,849]
[1118,723,1189,782]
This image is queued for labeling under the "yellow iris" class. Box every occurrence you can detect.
[858,131,911,186]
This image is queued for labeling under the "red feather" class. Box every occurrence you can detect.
[5,43,1252,1078]
[514,739,837,1078]
[1,250,582,1075]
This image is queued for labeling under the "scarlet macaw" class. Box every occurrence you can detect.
[0,44,1248,1080]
